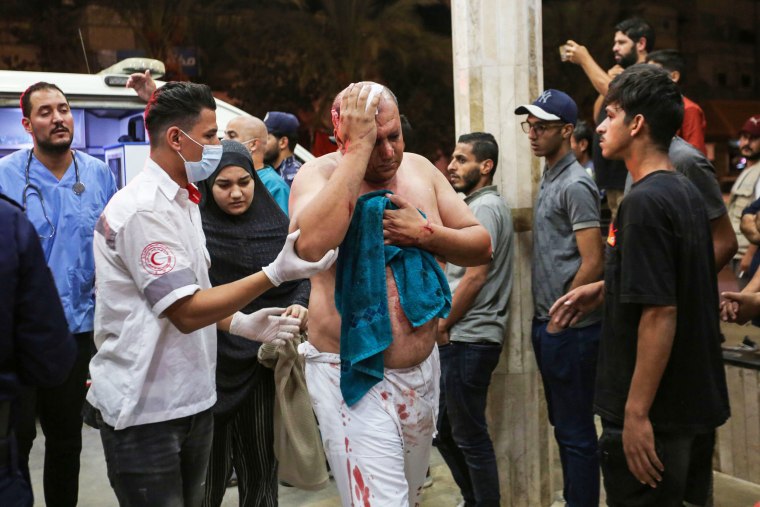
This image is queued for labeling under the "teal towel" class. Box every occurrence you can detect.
[335,190,451,406]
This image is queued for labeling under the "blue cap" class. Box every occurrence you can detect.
[263,111,300,136]
[514,89,578,125]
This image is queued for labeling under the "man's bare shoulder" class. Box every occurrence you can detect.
[290,152,342,218]
[300,152,341,179]
[401,152,435,169]
[291,152,340,197]
[399,152,441,177]
[399,152,448,185]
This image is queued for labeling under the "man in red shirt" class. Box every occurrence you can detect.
[646,49,707,154]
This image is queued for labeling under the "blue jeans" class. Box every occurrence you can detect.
[600,421,716,507]
[97,409,213,507]
[433,341,501,507]
[532,319,600,507]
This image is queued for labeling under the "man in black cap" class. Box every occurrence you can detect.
[515,89,604,507]
[264,111,302,187]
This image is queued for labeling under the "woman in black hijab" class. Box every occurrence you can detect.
[198,140,309,507]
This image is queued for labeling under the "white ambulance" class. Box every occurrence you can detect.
[0,58,312,188]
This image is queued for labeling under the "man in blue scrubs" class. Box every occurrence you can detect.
[0,82,117,507]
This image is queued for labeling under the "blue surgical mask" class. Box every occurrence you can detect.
[177,129,223,182]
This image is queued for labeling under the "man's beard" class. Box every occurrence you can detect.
[619,49,638,69]
[36,136,72,154]
[263,147,278,166]
[744,149,760,161]
[452,168,481,195]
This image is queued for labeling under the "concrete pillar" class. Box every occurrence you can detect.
[450,1,554,505]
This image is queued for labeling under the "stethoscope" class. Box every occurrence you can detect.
[23,149,85,239]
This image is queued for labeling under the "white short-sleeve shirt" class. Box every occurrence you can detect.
[88,158,216,430]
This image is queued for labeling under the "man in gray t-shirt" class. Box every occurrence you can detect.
[515,89,604,507]
[434,132,513,506]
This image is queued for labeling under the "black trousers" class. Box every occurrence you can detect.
[202,366,277,507]
[98,409,213,507]
[600,421,715,507]
[16,331,91,507]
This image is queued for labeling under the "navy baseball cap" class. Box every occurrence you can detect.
[263,111,300,136]
[514,89,578,125]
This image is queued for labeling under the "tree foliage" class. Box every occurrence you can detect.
[194,0,454,158]
[1,0,90,72]
[3,0,455,158]
[93,0,197,79]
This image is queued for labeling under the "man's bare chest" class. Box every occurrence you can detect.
[360,180,441,224]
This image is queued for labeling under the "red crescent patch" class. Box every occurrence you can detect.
[140,242,176,275]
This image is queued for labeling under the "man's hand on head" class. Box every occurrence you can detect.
[337,83,381,154]
[382,194,431,248]
[126,70,157,103]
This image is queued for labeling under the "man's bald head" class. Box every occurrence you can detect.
[226,115,266,142]
[330,82,398,131]
[224,115,268,169]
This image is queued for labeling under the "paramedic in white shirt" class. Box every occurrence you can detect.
[87,82,336,507]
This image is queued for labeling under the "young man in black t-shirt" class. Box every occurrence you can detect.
[549,64,730,506]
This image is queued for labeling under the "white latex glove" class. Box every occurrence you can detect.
[230,308,301,346]
[262,229,339,287]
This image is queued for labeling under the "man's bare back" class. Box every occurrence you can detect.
[289,83,491,369]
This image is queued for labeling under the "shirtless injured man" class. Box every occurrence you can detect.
[289,82,492,506]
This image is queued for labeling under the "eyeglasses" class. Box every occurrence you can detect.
[521,121,564,135]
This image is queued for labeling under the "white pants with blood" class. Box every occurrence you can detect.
[300,341,439,507]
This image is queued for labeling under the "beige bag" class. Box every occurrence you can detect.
[258,336,329,490]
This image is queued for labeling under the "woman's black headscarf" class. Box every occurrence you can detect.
[198,139,309,418]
